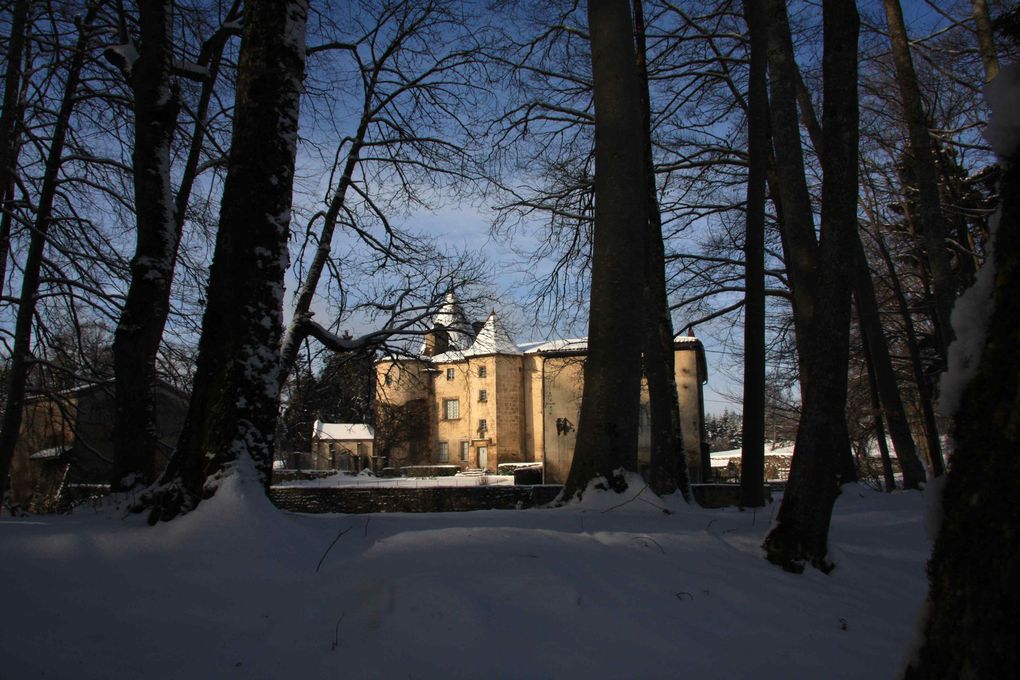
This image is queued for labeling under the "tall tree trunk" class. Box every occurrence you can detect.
[0,6,98,507]
[0,0,31,292]
[111,0,180,490]
[971,0,999,82]
[563,0,646,499]
[634,0,688,498]
[864,202,946,477]
[904,136,1020,680]
[146,0,308,522]
[740,0,768,508]
[762,0,859,573]
[111,5,238,490]
[883,0,957,357]
[850,233,928,488]
[859,309,897,492]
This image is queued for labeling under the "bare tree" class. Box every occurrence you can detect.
[0,0,31,292]
[761,0,860,572]
[563,0,646,498]
[739,0,768,508]
[146,0,309,522]
[882,0,958,356]
[109,0,242,491]
[279,0,489,383]
[634,0,689,497]
[0,4,100,507]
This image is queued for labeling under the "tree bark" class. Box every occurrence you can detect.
[740,0,768,508]
[633,0,688,498]
[111,0,180,490]
[563,0,646,499]
[0,6,98,507]
[882,0,957,357]
[762,0,859,572]
[904,140,1020,680]
[146,0,308,522]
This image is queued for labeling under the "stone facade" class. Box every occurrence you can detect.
[375,295,709,483]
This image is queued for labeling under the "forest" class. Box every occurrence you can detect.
[1,0,1019,676]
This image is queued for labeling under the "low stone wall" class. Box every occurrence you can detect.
[272,469,337,484]
[269,485,564,514]
[691,483,773,508]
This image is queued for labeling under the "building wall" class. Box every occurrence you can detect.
[522,355,545,468]
[493,354,525,465]
[310,439,374,471]
[9,396,77,508]
[540,355,584,484]
[428,355,527,472]
[375,359,433,467]
[674,346,707,482]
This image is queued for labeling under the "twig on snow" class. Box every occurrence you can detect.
[316,524,355,573]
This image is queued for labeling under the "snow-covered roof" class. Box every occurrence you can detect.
[429,309,521,361]
[29,446,68,461]
[518,335,701,355]
[464,311,520,356]
[673,335,702,346]
[520,338,588,354]
[312,420,374,441]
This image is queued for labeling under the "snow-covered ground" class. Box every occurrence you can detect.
[0,473,932,679]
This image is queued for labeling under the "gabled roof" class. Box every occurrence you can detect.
[312,420,374,441]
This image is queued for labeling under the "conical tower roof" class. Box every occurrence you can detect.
[423,291,476,354]
[465,309,520,356]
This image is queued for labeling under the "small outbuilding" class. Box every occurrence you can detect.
[310,420,375,472]
[8,381,187,512]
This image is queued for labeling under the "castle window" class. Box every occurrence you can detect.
[478,418,487,432]
[384,373,393,385]
[460,441,469,462]
[438,442,449,463]
[444,398,460,420]
[446,367,455,380]
[478,389,487,403]
[478,365,487,378]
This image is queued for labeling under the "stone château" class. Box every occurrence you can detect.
[374,293,709,483]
